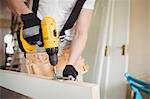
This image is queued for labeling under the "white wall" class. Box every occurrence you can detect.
[128,0,149,77]
[0,0,11,66]
[148,0,150,76]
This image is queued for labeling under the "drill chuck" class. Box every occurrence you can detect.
[46,48,58,66]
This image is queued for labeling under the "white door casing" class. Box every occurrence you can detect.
[93,0,113,84]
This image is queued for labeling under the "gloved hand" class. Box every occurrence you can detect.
[21,13,43,46]
[63,65,78,80]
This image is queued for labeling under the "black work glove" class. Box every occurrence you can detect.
[63,65,78,80]
[21,13,43,46]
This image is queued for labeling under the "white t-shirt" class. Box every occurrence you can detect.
[34,0,95,53]
[37,0,95,32]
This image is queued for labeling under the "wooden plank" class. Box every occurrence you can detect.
[0,19,11,28]
[0,70,100,99]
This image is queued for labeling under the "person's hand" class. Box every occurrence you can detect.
[63,65,78,80]
[21,13,43,46]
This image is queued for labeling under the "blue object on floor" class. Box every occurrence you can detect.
[125,73,150,99]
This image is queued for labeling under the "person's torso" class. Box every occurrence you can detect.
[30,0,77,53]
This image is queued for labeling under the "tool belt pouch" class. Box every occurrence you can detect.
[25,48,89,78]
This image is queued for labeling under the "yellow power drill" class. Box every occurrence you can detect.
[41,16,59,66]
[19,16,59,66]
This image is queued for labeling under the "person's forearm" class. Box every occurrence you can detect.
[67,31,88,65]
[67,9,93,66]
[6,0,32,16]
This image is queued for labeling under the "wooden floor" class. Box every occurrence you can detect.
[0,87,31,99]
